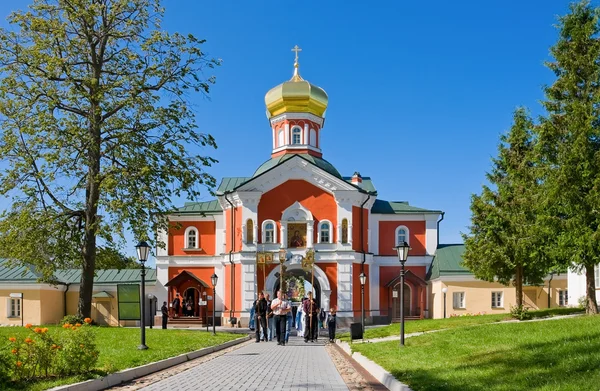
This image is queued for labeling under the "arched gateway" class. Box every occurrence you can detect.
[264,254,332,312]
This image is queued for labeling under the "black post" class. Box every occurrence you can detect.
[361,284,365,339]
[443,292,447,319]
[400,262,405,347]
[213,287,216,335]
[21,293,24,327]
[139,266,148,350]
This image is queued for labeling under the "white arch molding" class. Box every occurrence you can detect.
[264,257,332,311]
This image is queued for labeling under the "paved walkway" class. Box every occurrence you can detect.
[139,336,348,391]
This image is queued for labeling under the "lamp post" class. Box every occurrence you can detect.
[394,241,411,347]
[211,273,218,335]
[359,272,367,339]
[441,287,448,319]
[278,248,287,294]
[135,240,151,350]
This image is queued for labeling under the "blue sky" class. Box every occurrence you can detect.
[0,1,575,261]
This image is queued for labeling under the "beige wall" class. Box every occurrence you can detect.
[0,289,43,325]
[92,297,119,326]
[429,278,568,319]
[40,289,65,325]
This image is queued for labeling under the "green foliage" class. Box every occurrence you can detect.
[462,108,550,306]
[509,305,532,321]
[535,0,600,314]
[0,0,220,317]
[60,315,85,326]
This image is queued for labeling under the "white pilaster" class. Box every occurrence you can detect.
[337,260,353,317]
[304,123,309,144]
[284,123,290,145]
[425,215,439,255]
[156,228,168,256]
[241,260,256,313]
[306,220,314,248]
[369,264,380,316]
[155,262,169,315]
[215,263,225,312]
[253,221,258,245]
[348,225,353,245]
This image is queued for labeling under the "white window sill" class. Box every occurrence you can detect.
[7,316,21,319]
[182,248,203,252]
[453,307,466,310]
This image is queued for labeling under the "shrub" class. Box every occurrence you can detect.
[510,305,532,321]
[60,314,85,326]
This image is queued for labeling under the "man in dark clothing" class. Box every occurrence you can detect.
[254,292,268,342]
[172,293,181,318]
[161,301,169,329]
[303,291,318,342]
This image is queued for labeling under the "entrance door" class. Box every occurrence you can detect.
[95,301,111,326]
[392,283,411,320]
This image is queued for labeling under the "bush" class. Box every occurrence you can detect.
[6,319,98,381]
[60,314,85,326]
[510,305,532,321]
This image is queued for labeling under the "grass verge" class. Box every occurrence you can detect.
[353,315,600,391]
[0,327,242,391]
[339,307,584,341]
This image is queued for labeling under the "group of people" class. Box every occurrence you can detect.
[168,293,196,318]
[253,291,337,344]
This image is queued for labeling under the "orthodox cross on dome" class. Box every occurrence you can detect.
[290,45,303,82]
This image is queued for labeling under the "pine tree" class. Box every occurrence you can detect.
[463,108,549,308]
[536,0,600,314]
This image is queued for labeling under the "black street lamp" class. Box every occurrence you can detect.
[394,241,411,347]
[211,273,218,335]
[136,240,151,350]
[359,272,367,339]
[441,287,448,319]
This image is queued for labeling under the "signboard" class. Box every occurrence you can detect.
[392,290,398,298]
[117,284,141,320]
[198,300,208,306]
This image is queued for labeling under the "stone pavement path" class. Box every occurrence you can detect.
[139,336,348,391]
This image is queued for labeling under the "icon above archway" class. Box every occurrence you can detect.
[288,223,307,248]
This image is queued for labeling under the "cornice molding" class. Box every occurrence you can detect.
[270,112,324,127]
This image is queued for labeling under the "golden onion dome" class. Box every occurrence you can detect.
[265,46,328,119]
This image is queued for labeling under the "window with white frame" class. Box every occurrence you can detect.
[596,264,600,288]
[185,227,198,249]
[491,291,503,308]
[318,221,332,243]
[395,226,409,246]
[453,292,465,309]
[559,290,568,306]
[263,221,275,243]
[292,127,302,145]
[8,298,21,317]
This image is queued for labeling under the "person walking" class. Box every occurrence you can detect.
[161,301,168,329]
[285,296,294,343]
[271,290,291,346]
[303,291,318,343]
[172,293,181,318]
[327,307,337,342]
[319,307,326,329]
[295,300,304,335]
[254,292,268,343]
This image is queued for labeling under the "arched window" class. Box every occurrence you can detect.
[310,129,317,147]
[341,219,349,244]
[246,219,254,244]
[292,127,302,145]
[262,220,276,243]
[395,225,410,246]
[185,227,198,249]
[278,129,284,147]
[318,220,332,243]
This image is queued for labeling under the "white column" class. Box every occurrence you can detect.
[337,224,342,244]
[348,225,353,245]
[253,220,258,245]
[241,260,256,322]
[337,261,353,318]
[306,220,314,248]
[369,263,380,316]
[272,127,276,149]
[241,223,247,244]
[280,222,287,247]
[155,261,169,315]
[284,123,290,145]
[304,124,309,144]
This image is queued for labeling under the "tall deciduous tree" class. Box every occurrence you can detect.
[463,108,549,307]
[0,0,220,317]
[536,0,600,314]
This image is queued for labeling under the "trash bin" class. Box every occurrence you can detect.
[350,322,363,340]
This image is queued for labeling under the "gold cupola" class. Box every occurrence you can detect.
[265,46,328,119]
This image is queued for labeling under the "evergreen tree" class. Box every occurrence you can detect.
[463,108,549,307]
[0,0,220,317]
[536,0,600,314]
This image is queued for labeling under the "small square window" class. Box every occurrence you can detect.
[453,292,465,309]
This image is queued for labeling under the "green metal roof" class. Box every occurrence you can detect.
[217,177,251,194]
[427,244,471,280]
[252,154,343,179]
[0,260,156,285]
[371,199,442,214]
[175,200,222,214]
[92,291,114,298]
[342,176,377,193]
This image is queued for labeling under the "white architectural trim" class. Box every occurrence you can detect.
[271,144,322,154]
[281,201,313,222]
[317,219,333,244]
[269,112,324,127]
[262,219,277,244]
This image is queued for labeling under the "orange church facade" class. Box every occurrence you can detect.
[154,52,443,326]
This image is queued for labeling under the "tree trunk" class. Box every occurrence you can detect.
[584,263,599,314]
[515,264,523,308]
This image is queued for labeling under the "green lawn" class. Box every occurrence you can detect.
[339,307,584,341]
[353,315,600,391]
[0,326,243,391]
